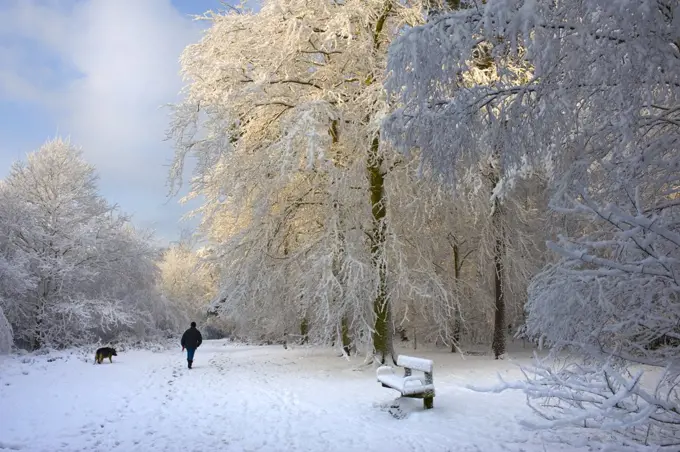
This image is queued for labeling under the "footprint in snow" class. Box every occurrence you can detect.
[373,401,409,420]
[388,405,408,420]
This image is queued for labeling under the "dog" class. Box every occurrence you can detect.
[94,347,117,364]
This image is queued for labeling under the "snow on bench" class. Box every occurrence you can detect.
[377,355,435,409]
[396,355,433,373]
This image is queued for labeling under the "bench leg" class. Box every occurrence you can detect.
[424,396,433,409]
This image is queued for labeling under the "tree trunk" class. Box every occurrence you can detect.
[300,317,309,345]
[451,241,462,353]
[33,276,52,350]
[367,4,395,366]
[341,316,351,356]
[32,316,43,350]
[372,289,393,364]
[368,136,394,365]
[453,314,462,352]
[413,327,417,350]
[490,183,506,359]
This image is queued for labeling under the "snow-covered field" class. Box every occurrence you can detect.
[0,340,592,452]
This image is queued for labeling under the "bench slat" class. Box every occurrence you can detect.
[397,355,433,373]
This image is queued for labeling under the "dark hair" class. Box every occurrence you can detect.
[191,321,196,328]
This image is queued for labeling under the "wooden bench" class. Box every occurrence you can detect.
[376,355,435,409]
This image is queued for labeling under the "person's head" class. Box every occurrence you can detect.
[190,321,196,328]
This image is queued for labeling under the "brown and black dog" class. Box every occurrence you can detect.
[94,347,117,364]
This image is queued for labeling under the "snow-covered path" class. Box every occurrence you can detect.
[0,341,589,452]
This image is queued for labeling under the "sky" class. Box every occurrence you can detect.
[0,0,256,245]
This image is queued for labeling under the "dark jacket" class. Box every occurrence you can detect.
[181,327,203,349]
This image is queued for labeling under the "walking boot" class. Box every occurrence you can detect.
[188,359,193,369]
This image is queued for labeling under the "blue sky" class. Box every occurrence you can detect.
[0,0,256,244]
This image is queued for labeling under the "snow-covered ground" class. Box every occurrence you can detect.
[0,340,592,452]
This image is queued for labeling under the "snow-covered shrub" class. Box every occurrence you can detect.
[517,180,680,448]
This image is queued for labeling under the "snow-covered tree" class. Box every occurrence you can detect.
[168,0,485,362]
[384,0,679,447]
[158,242,216,321]
[0,138,181,349]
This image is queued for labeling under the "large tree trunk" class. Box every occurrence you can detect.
[492,225,506,359]
[368,5,395,365]
[490,173,506,359]
[368,136,395,365]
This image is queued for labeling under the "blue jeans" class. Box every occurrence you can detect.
[186,347,196,361]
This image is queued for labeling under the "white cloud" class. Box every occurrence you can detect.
[0,0,205,241]
[62,1,198,175]
[59,0,199,182]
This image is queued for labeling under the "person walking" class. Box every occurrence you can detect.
[181,322,203,369]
